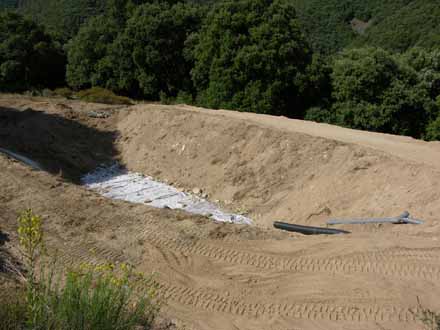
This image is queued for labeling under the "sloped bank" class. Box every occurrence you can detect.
[115,104,440,229]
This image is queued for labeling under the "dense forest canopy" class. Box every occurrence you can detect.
[2,0,439,52]
[0,0,439,140]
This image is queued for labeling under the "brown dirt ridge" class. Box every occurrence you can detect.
[1,95,440,330]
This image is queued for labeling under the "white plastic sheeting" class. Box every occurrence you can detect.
[81,164,253,225]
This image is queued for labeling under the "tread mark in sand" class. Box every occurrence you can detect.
[134,221,440,280]
[157,281,418,322]
[53,237,421,323]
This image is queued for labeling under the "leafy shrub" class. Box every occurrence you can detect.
[426,115,440,141]
[1,209,159,330]
[175,91,194,105]
[76,87,133,105]
[304,106,335,123]
[53,87,74,99]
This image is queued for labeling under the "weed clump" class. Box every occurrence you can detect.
[0,209,159,330]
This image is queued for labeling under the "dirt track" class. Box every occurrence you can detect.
[1,95,440,330]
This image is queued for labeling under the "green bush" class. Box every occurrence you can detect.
[304,106,335,123]
[53,87,74,99]
[426,115,440,141]
[1,209,160,330]
[76,87,133,105]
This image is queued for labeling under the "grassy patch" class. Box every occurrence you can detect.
[77,87,133,105]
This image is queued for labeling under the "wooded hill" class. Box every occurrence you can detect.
[1,0,439,52]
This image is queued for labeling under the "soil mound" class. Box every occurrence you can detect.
[117,104,440,229]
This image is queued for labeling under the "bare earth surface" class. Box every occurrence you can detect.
[1,95,440,330]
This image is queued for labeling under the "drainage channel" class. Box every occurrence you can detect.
[81,164,253,225]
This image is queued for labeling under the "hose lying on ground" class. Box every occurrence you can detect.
[273,222,350,235]
[327,211,424,225]
[0,147,42,170]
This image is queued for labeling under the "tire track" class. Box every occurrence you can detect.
[338,247,440,262]
[134,221,440,281]
[158,281,418,322]
[52,240,420,323]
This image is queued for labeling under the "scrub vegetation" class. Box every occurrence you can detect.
[0,210,159,330]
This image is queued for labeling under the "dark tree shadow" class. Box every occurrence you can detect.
[0,231,9,246]
[0,106,121,183]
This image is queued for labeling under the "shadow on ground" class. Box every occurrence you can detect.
[0,106,120,183]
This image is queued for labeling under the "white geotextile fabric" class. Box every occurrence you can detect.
[81,164,252,225]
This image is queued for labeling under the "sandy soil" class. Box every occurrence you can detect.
[1,95,440,330]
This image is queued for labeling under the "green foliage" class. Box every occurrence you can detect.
[76,87,133,105]
[67,1,203,100]
[330,47,434,137]
[304,106,335,123]
[114,1,204,99]
[290,0,415,53]
[426,113,440,141]
[2,209,160,330]
[191,0,312,117]
[53,87,74,98]
[0,11,65,92]
[66,14,119,90]
[17,0,107,41]
[353,0,440,52]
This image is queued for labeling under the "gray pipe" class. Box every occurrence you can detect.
[327,211,424,225]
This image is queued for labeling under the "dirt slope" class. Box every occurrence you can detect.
[117,104,440,229]
[1,96,440,330]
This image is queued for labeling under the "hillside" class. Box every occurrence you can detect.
[2,0,438,52]
[292,0,440,53]
[353,0,440,51]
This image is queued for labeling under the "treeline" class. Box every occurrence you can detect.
[0,0,439,140]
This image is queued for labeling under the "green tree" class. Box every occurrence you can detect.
[0,11,65,91]
[114,1,204,99]
[191,0,312,117]
[330,47,434,138]
[66,1,203,99]
[66,14,119,89]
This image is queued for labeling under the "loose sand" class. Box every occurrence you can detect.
[1,95,440,330]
